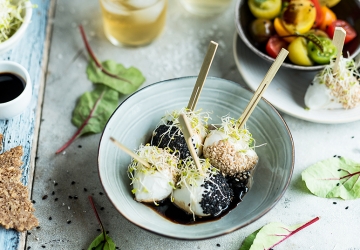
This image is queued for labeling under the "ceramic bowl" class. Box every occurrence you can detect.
[0,61,32,120]
[235,0,360,71]
[0,1,33,55]
[98,77,294,240]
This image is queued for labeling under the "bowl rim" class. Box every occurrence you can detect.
[97,76,295,240]
[0,1,33,51]
[234,0,360,71]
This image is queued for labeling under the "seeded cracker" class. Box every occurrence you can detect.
[0,135,39,231]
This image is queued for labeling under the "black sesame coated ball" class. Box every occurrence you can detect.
[200,172,233,217]
[151,123,190,160]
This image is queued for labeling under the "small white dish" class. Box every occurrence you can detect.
[0,1,33,55]
[98,76,294,240]
[0,61,32,119]
[233,33,360,124]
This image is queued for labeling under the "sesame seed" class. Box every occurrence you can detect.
[71,181,76,185]
[54,198,58,201]
[345,206,349,210]
[333,202,337,204]
[67,220,71,224]
[84,188,88,192]
[42,195,48,200]
[49,217,52,220]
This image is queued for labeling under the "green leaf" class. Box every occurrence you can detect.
[72,85,119,136]
[88,233,116,250]
[239,229,261,250]
[239,217,319,250]
[302,157,360,199]
[87,59,145,94]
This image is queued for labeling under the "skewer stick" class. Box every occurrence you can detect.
[332,27,346,73]
[110,137,151,168]
[178,114,204,175]
[187,41,218,111]
[237,48,289,129]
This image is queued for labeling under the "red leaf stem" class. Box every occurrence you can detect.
[79,25,132,84]
[270,217,320,249]
[55,91,105,154]
[88,196,106,233]
[322,170,360,181]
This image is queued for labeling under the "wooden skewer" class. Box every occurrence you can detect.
[237,48,289,129]
[332,27,346,73]
[178,114,204,175]
[109,137,151,168]
[187,41,218,111]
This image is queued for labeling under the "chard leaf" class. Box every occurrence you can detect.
[71,85,119,135]
[87,60,145,94]
[56,85,118,153]
[239,229,261,250]
[239,217,319,250]
[302,157,360,199]
[88,233,115,250]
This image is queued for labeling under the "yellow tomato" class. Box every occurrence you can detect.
[288,37,313,66]
[274,17,295,43]
[282,0,316,34]
[319,0,341,7]
[248,0,282,19]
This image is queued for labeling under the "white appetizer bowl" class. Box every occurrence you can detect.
[98,76,294,240]
[0,1,33,55]
[0,61,32,120]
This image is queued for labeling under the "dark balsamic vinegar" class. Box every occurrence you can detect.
[0,72,26,103]
[144,182,249,225]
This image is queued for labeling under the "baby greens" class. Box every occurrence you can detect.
[87,60,145,94]
[88,196,116,250]
[56,26,145,153]
[56,86,119,154]
[240,217,319,250]
[302,157,360,199]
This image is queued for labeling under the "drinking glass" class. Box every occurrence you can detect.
[179,0,232,16]
[99,0,167,46]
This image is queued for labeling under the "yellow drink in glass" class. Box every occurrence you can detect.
[99,0,167,46]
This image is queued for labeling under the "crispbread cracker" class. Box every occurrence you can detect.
[0,135,39,232]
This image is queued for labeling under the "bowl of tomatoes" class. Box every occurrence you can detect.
[235,0,360,71]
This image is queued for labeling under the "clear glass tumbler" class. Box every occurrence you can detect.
[99,0,167,46]
[179,0,232,16]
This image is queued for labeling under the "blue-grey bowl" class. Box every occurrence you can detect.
[98,76,294,240]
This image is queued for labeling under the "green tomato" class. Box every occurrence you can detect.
[249,18,275,44]
[307,37,337,65]
[288,37,313,66]
[248,0,282,19]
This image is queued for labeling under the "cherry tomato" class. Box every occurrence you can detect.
[326,20,357,44]
[318,6,336,31]
[282,0,316,34]
[266,36,288,58]
[250,19,275,44]
[288,37,313,66]
[307,36,337,64]
[248,0,282,19]
[273,17,295,42]
[310,0,323,28]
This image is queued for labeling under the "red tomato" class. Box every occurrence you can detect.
[266,36,288,58]
[326,20,357,44]
[310,0,323,28]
